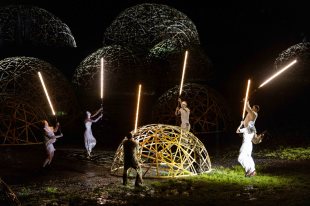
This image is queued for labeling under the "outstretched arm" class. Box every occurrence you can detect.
[92,114,103,123]
[91,107,103,118]
[245,101,254,114]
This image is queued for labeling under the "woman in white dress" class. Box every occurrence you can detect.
[84,108,103,157]
[42,120,63,167]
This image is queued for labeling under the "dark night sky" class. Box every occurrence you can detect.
[1,0,309,139]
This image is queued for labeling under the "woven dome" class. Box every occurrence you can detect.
[104,3,200,55]
[111,124,211,178]
[0,56,78,121]
[0,97,47,144]
[72,45,138,90]
[0,5,76,47]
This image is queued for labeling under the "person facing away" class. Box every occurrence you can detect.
[236,120,256,177]
[84,107,103,158]
[175,98,191,131]
[122,132,143,187]
[42,120,63,168]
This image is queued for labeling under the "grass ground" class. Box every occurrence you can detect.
[1,146,310,205]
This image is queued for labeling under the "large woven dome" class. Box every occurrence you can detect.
[152,83,232,135]
[111,124,211,178]
[104,3,200,55]
[0,5,76,47]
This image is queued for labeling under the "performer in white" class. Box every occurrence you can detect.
[84,108,102,158]
[42,120,63,168]
[243,101,259,129]
[236,120,256,177]
[175,98,191,131]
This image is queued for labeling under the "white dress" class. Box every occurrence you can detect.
[44,126,56,154]
[84,121,96,154]
[238,127,255,173]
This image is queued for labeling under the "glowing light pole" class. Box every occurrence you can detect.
[38,72,56,116]
[134,84,142,134]
[242,79,251,119]
[259,59,297,88]
[179,50,188,96]
[100,58,104,117]
[100,57,104,99]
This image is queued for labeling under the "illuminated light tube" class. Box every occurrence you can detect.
[134,84,142,133]
[38,71,56,115]
[259,59,297,88]
[179,50,188,96]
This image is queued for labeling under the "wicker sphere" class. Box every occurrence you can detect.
[104,3,200,54]
[111,124,211,178]
[274,42,310,84]
[0,56,79,122]
[0,5,76,47]
[152,83,232,135]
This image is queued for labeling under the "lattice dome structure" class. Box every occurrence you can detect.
[111,124,211,178]
[152,83,232,135]
[0,5,76,47]
[104,3,200,56]
[274,42,310,84]
[0,97,47,144]
[72,45,140,107]
[0,57,79,132]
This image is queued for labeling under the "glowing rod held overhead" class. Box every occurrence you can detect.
[179,50,188,96]
[259,59,297,88]
[242,79,251,119]
[100,57,104,99]
[38,71,56,116]
[134,84,142,134]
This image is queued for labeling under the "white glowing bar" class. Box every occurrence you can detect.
[242,79,251,119]
[179,50,188,96]
[38,72,56,116]
[259,59,297,88]
[134,84,142,133]
[100,58,104,99]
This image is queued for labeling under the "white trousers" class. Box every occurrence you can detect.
[238,142,255,173]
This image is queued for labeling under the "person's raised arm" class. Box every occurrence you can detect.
[91,107,103,118]
[92,114,103,123]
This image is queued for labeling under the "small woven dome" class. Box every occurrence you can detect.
[104,3,200,54]
[111,124,211,178]
[0,5,76,47]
